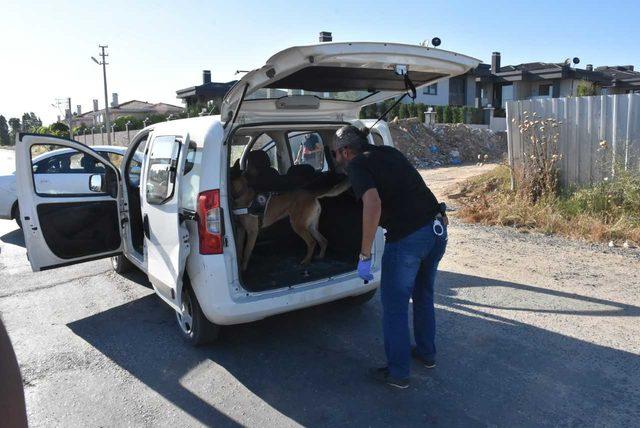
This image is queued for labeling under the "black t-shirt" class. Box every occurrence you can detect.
[347,144,440,242]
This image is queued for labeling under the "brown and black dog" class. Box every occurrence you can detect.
[230,161,350,271]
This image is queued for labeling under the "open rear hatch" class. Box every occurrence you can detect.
[222,42,481,124]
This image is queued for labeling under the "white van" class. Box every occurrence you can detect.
[17,42,479,345]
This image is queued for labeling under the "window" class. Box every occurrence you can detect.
[288,132,326,171]
[145,136,181,205]
[180,142,201,211]
[423,83,438,95]
[539,84,551,96]
[501,84,514,108]
[30,144,111,195]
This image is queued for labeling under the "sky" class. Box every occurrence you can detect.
[1,0,639,124]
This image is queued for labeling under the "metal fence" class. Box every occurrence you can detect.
[506,94,640,188]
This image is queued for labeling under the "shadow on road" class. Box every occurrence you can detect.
[0,228,25,247]
[67,271,640,426]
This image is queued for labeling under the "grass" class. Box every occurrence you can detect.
[455,165,640,246]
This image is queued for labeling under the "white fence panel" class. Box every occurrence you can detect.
[507,94,640,188]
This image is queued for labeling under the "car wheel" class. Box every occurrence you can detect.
[12,203,21,229]
[176,284,220,346]
[111,255,133,274]
[345,288,378,306]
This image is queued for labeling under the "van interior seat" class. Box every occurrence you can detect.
[245,150,318,192]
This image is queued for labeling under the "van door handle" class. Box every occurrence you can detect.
[143,214,150,239]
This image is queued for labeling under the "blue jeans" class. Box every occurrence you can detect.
[380,220,447,379]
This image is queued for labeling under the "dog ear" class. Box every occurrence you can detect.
[230,159,241,178]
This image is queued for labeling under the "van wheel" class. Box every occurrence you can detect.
[176,285,220,346]
[12,203,21,229]
[111,255,133,274]
[345,288,377,306]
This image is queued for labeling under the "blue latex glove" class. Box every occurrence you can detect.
[357,258,374,282]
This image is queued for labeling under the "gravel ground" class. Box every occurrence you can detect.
[1,160,639,427]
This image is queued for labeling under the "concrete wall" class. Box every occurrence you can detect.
[76,129,139,147]
[559,79,580,97]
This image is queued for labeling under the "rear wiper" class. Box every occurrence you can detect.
[223,83,249,130]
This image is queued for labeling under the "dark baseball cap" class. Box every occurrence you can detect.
[334,125,368,150]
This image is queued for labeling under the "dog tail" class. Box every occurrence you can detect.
[315,179,351,199]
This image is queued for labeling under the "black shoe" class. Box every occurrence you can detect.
[412,347,436,368]
[368,367,410,389]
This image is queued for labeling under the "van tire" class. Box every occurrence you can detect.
[12,203,21,229]
[345,288,377,306]
[111,255,133,274]
[176,285,220,346]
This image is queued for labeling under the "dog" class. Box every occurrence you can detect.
[230,161,350,271]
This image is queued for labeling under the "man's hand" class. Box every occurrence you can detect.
[442,213,449,226]
[357,258,374,281]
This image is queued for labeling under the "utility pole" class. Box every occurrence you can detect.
[67,97,74,140]
[92,45,111,144]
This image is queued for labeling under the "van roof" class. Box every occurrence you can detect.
[141,115,224,148]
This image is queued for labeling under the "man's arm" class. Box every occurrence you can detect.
[360,188,381,257]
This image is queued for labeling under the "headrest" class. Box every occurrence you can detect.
[245,150,271,170]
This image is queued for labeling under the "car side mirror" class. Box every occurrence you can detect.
[89,174,104,193]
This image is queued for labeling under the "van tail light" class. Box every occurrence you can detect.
[197,189,224,254]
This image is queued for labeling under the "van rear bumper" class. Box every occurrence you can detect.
[198,272,380,325]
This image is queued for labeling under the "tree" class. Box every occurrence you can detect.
[453,107,464,123]
[435,106,444,123]
[415,103,427,122]
[577,80,598,97]
[21,112,42,132]
[444,106,454,123]
[47,122,70,138]
[113,115,143,130]
[8,118,20,144]
[407,103,416,118]
[0,116,9,146]
[398,103,410,119]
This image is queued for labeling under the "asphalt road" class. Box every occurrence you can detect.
[1,150,639,426]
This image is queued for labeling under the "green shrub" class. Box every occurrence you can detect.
[435,106,444,123]
[398,103,410,119]
[443,106,453,123]
[113,115,144,130]
[408,104,416,118]
[453,107,464,123]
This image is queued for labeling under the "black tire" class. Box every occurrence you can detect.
[176,284,220,346]
[111,254,134,274]
[345,288,378,306]
[12,203,21,229]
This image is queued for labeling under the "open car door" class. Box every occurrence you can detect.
[16,134,122,271]
[222,42,481,124]
[139,133,191,311]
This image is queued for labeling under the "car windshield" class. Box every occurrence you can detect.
[245,88,377,102]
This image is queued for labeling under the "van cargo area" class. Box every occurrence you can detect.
[228,124,365,292]
[241,191,362,291]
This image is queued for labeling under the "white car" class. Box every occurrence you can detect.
[0,145,142,227]
[16,42,479,345]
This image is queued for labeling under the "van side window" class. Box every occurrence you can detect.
[29,144,112,196]
[288,131,326,171]
[145,136,181,205]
